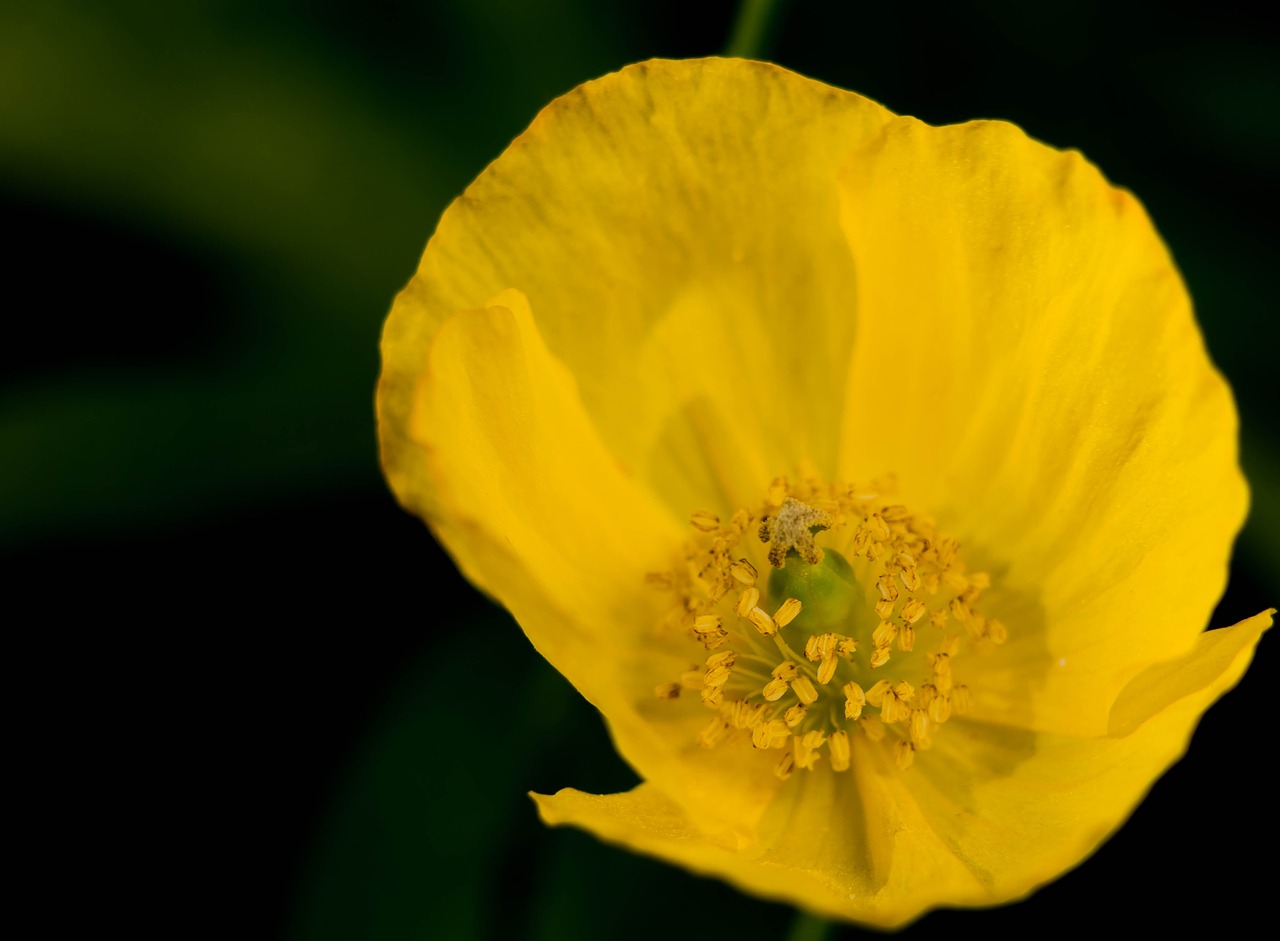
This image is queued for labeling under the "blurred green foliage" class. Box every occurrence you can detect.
[0,0,655,543]
[2,1,1274,938]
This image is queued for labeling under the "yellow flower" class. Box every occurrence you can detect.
[376,58,1271,927]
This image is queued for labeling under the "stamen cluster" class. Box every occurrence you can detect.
[653,476,1005,776]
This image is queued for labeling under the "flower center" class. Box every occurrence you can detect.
[652,476,1006,777]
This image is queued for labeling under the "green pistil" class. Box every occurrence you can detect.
[768,547,859,629]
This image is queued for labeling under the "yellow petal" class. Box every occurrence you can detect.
[539,611,1268,927]
[380,58,892,518]
[535,753,987,930]
[533,782,896,924]
[836,117,1247,734]
[404,289,680,623]
[905,610,1271,910]
[381,60,1267,926]
[1108,608,1273,736]
[400,289,674,688]
[397,288,786,832]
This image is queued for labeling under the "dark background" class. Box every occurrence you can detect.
[3,1,1275,937]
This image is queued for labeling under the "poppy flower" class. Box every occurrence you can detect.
[376,58,1270,927]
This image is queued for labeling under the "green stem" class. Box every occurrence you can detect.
[725,0,782,59]
[773,631,806,666]
[786,908,832,941]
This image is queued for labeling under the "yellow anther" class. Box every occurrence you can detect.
[860,716,886,742]
[949,597,971,623]
[791,675,818,705]
[805,633,839,661]
[753,719,790,749]
[909,709,930,746]
[759,497,832,567]
[724,699,766,730]
[930,609,949,629]
[932,669,954,695]
[865,679,893,707]
[747,607,778,636]
[695,629,729,650]
[784,703,808,728]
[843,681,866,720]
[706,650,737,670]
[874,599,896,620]
[697,717,729,748]
[900,598,926,624]
[735,586,760,618]
[828,730,851,772]
[729,558,758,585]
[774,597,803,628]
[987,618,1008,645]
[692,614,728,648]
[763,677,790,701]
[880,504,910,522]
[837,637,858,656]
[953,685,972,714]
[894,551,917,568]
[928,693,952,724]
[878,683,914,724]
[772,661,799,680]
[680,669,705,690]
[795,730,827,770]
[939,634,960,657]
[930,652,952,676]
[654,682,681,700]
[941,569,969,593]
[869,646,891,668]
[872,621,899,648]
[802,729,827,748]
[703,664,732,689]
[881,693,905,724]
[877,574,899,603]
[817,656,838,685]
[898,624,916,652]
[690,510,721,532]
[969,572,991,589]
[773,751,796,780]
[700,686,724,707]
[866,514,891,541]
[895,740,916,770]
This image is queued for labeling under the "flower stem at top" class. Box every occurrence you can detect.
[725,0,783,60]
[786,909,832,941]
